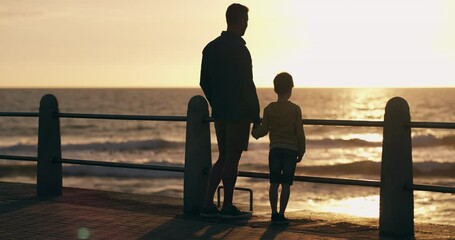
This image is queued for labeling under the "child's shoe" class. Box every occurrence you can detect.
[271,213,280,222]
[272,213,289,225]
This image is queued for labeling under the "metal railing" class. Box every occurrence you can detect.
[2,112,453,192]
[1,94,455,238]
[1,98,454,195]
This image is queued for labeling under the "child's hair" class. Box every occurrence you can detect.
[273,72,294,95]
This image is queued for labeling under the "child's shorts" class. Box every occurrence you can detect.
[268,147,298,185]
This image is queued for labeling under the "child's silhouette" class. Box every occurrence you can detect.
[252,72,306,224]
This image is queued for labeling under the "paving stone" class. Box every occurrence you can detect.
[0,182,453,240]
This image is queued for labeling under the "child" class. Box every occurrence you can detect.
[252,72,306,224]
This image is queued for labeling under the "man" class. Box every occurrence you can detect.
[200,3,260,218]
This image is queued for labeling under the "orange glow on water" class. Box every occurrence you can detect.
[320,195,380,218]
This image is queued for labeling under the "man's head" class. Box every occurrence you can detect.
[226,3,249,36]
[274,72,294,96]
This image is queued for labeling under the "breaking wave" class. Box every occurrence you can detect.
[0,139,184,152]
[1,134,453,153]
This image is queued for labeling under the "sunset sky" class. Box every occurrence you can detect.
[1,0,454,88]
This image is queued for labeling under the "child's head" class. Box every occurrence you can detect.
[273,72,294,96]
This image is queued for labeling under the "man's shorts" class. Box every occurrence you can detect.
[269,148,298,185]
[215,120,251,153]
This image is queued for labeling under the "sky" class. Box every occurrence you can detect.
[0,0,454,88]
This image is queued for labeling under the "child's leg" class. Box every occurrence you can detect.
[269,183,279,214]
[268,148,282,215]
[279,184,291,215]
[279,149,298,215]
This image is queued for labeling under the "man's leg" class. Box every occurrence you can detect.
[220,121,250,209]
[204,156,225,208]
[221,148,242,208]
[203,121,227,209]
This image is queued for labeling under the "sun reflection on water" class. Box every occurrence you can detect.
[305,195,380,218]
[343,133,383,143]
[346,89,389,120]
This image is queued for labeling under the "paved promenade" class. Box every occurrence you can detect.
[0,182,453,239]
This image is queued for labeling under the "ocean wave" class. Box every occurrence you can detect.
[307,134,455,148]
[62,165,183,178]
[62,139,185,151]
[0,139,184,152]
[0,134,453,153]
[307,138,380,148]
[63,124,97,130]
[412,135,455,148]
[301,161,455,178]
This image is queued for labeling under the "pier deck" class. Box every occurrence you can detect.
[0,181,453,239]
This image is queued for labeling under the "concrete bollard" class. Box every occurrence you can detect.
[37,94,62,196]
[380,97,414,238]
[184,95,212,214]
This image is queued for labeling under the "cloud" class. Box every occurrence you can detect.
[0,1,45,20]
[0,10,44,19]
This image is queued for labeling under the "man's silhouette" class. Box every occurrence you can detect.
[200,3,260,218]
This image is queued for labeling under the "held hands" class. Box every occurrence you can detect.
[251,122,261,139]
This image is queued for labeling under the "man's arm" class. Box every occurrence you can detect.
[248,86,261,124]
[239,46,260,123]
[199,49,212,105]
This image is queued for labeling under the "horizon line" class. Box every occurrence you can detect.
[1,86,455,90]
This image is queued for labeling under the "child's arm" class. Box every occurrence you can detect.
[296,107,306,162]
[251,108,270,139]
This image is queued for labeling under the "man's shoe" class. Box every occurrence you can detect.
[220,205,252,219]
[200,204,220,217]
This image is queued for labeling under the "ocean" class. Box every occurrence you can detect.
[0,88,454,225]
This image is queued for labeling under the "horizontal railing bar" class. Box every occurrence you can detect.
[204,117,385,127]
[0,155,38,162]
[59,158,184,172]
[295,175,381,187]
[408,121,455,129]
[0,112,39,117]
[2,155,452,193]
[411,184,455,194]
[241,171,455,192]
[303,119,384,127]
[3,112,453,130]
[238,171,381,187]
[57,113,187,122]
[209,117,455,129]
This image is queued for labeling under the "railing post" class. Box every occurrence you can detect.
[37,94,62,196]
[184,95,211,214]
[380,97,414,238]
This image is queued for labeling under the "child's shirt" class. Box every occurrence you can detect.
[252,101,306,156]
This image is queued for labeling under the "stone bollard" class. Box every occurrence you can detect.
[184,95,212,214]
[380,97,414,238]
[37,94,62,196]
